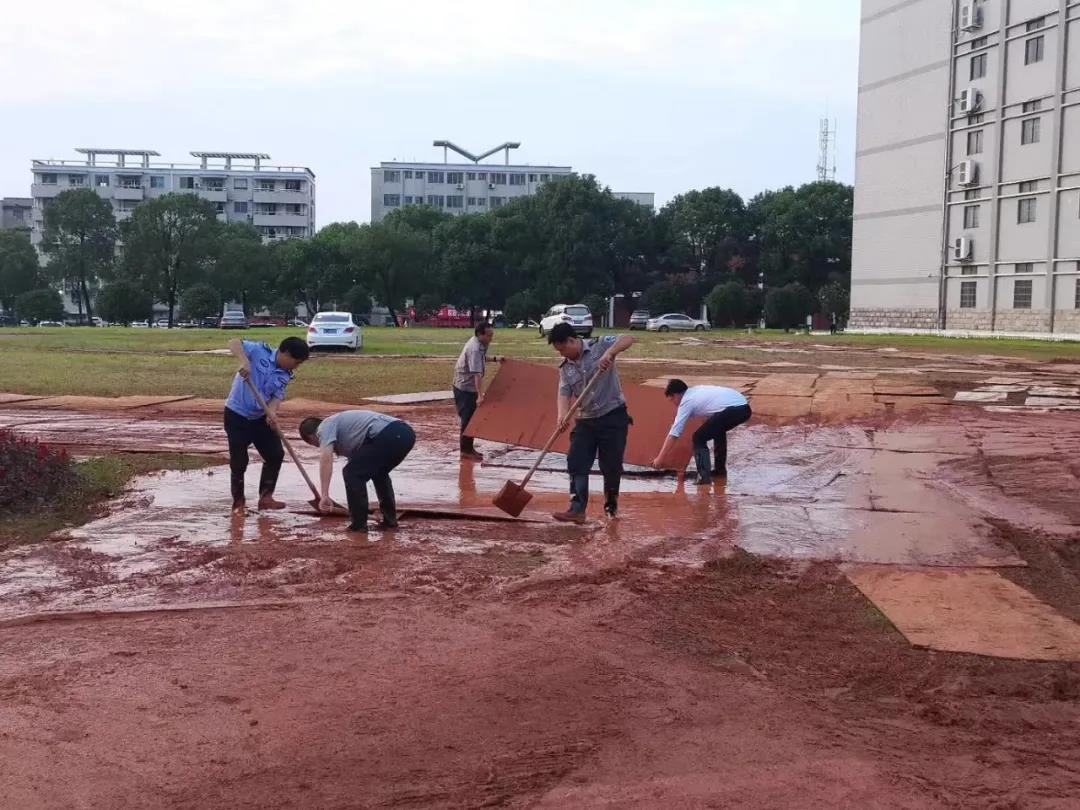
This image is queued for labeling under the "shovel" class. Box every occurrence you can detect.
[242,375,349,516]
[492,367,609,517]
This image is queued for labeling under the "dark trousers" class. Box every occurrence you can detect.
[692,404,752,473]
[453,386,479,452]
[224,407,284,502]
[566,406,630,514]
[342,421,416,528]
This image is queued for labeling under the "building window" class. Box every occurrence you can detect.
[284,180,302,192]
[401,170,412,180]
[475,198,487,207]
[39,173,57,185]
[384,170,401,183]
[204,179,225,191]
[234,202,248,214]
[490,196,506,208]
[1026,17,1045,32]
[475,172,487,181]
[1019,180,1038,193]
[1015,262,1034,274]
[426,194,444,207]
[968,112,985,124]
[960,281,977,308]
[446,171,464,185]
[117,176,142,189]
[970,53,987,80]
[509,173,526,186]
[95,175,110,187]
[963,204,980,228]
[970,36,988,50]
[427,171,444,184]
[490,173,507,185]
[528,173,538,182]
[1075,278,1080,310]
[1021,117,1041,145]
[961,266,978,275]
[214,202,226,214]
[466,172,477,181]
[964,189,979,200]
[446,195,464,209]
[383,194,401,207]
[1022,100,1042,113]
[233,178,248,190]
[1025,36,1044,65]
[1013,279,1033,309]
[466,197,476,206]
[180,177,195,190]
[149,176,165,188]
[68,175,85,186]
[540,173,551,182]
[966,129,984,155]
[286,203,303,215]
[256,181,274,191]
[1018,197,1037,223]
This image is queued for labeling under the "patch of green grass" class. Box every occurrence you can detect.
[0,453,219,549]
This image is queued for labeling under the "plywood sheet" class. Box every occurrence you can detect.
[465,359,702,469]
[9,395,194,411]
[0,393,45,404]
[845,566,1080,662]
[364,390,454,404]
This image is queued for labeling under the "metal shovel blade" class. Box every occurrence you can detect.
[492,480,533,517]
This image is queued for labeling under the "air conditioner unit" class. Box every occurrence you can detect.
[959,1,983,32]
[958,87,983,114]
[488,183,496,190]
[954,236,974,262]
[456,184,464,190]
[958,160,979,186]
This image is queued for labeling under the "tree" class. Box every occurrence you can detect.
[180,283,221,320]
[97,280,153,325]
[764,283,815,331]
[640,280,684,315]
[503,289,541,325]
[0,230,42,312]
[212,222,272,314]
[269,296,299,322]
[582,294,607,325]
[350,221,428,325]
[659,187,750,280]
[274,223,355,316]
[707,281,752,328]
[120,194,219,327]
[14,288,64,322]
[817,280,850,322]
[341,285,373,319]
[412,293,442,322]
[40,188,117,321]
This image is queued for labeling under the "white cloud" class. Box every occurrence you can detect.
[2,0,857,103]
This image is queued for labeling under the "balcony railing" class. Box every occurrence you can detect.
[31,158,314,176]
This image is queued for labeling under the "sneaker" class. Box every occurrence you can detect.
[552,510,588,525]
[257,494,287,510]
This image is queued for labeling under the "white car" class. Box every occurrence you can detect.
[307,311,362,352]
[646,313,711,332]
[131,320,149,328]
[540,304,593,338]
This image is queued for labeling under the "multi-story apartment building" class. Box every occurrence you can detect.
[614,191,656,209]
[30,148,315,246]
[851,0,1080,336]
[1,197,32,234]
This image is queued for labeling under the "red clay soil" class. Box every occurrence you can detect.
[3,377,1080,806]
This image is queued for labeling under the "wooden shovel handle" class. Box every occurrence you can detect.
[242,374,321,500]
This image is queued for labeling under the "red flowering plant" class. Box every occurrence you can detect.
[0,431,78,516]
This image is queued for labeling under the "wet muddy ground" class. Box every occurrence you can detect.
[2,347,1080,808]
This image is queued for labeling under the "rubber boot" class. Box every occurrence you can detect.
[459,434,483,461]
[345,479,370,533]
[693,447,713,485]
[553,474,590,524]
[603,489,619,519]
[714,445,727,478]
[373,476,398,529]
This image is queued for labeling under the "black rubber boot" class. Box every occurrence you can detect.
[693,447,713,485]
[373,476,397,529]
[603,489,619,519]
[345,479,370,532]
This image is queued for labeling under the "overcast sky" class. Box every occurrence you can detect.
[0,0,859,225]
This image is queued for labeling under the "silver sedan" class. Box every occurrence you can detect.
[645,313,711,332]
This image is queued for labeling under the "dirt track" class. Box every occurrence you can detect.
[2,347,1080,808]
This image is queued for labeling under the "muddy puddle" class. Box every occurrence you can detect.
[4,404,1076,623]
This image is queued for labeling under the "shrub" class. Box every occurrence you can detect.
[0,431,78,516]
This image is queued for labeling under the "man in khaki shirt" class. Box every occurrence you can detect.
[452,322,496,460]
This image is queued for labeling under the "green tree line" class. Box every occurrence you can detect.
[0,177,852,327]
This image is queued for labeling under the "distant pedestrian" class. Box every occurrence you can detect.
[223,336,310,513]
[653,379,752,484]
[829,313,838,335]
[299,410,416,534]
[452,322,497,461]
[548,322,635,523]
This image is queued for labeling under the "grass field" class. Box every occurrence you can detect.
[0,325,1078,401]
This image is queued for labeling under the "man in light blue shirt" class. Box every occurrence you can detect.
[652,379,752,485]
[224,336,309,512]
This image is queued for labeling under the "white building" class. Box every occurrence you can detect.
[30,148,316,246]
[370,140,652,221]
[851,0,1080,336]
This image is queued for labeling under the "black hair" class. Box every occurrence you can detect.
[547,322,577,345]
[475,322,493,337]
[299,416,322,440]
[279,336,311,361]
[665,379,689,396]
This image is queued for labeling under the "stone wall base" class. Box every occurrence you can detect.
[1054,310,1080,334]
[993,311,1052,333]
[944,310,993,331]
[848,308,941,330]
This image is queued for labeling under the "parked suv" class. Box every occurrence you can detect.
[628,310,650,330]
[540,304,593,338]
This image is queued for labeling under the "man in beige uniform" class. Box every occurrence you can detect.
[452,322,496,461]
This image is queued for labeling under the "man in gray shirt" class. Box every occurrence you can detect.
[548,322,635,524]
[452,322,496,461]
[299,410,416,533]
